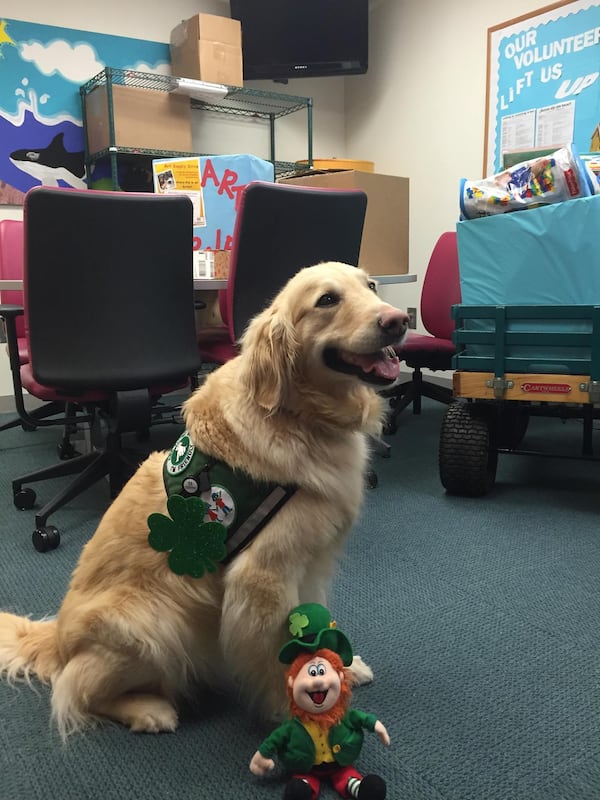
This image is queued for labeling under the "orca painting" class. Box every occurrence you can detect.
[0,17,169,204]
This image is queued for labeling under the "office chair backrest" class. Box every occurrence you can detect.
[223,181,368,341]
[23,187,200,391]
[0,219,26,339]
[420,231,461,341]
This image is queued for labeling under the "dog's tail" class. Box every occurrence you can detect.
[0,612,61,685]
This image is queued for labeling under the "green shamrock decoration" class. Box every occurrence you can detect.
[148,494,227,578]
[288,611,310,638]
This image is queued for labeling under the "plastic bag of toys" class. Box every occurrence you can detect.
[459,145,595,220]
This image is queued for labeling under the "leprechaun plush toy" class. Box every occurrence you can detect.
[249,603,389,800]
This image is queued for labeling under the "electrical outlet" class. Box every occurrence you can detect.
[407,307,417,329]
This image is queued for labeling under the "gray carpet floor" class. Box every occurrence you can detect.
[1,396,600,799]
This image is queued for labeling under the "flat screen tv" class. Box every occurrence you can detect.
[229,0,368,81]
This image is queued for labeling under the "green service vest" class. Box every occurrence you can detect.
[163,431,295,563]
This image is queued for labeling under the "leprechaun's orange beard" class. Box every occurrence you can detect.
[286,648,353,729]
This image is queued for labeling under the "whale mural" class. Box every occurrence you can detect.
[0,18,170,204]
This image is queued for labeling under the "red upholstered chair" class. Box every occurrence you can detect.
[197,180,368,366]
[0,220,28,364]
[2,187,201,551]
[385,232,461,432]
[0,219,76,442]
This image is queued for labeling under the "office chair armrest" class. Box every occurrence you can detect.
[0,303,85,431]
[0,303,32,425]
[0,302,37,426]
[0,302,24,319]
[0,303,24,373]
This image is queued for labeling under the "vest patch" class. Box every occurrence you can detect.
[149,431,295,576]
[166,432,195,475]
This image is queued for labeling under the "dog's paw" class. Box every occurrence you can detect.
[348,654,374,687]
[129,711,178,733]
[125,696,179,734]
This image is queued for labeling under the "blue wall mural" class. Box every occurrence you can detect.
[0,18,169,204]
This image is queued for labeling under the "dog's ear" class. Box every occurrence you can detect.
[241,306,298,412]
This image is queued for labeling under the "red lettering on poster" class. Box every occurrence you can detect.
[201,159,219,188]
[218,168,238,200]
[196,230,234,251]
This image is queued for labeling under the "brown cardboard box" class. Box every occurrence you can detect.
[213,250,231,279]
[280,170,409,275]
[170,14,243,87]
[84,85,192,154]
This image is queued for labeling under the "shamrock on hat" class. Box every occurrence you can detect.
[278,603,353,666]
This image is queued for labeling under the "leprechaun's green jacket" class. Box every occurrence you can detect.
[258,709,378,773]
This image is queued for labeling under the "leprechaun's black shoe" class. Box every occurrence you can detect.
[283,777,312,800]
[357,773,387,800]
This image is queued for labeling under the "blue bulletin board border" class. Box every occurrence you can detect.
[484,0,600,177]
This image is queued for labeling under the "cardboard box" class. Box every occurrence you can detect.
[170,14,243,87]
[84,85,192,154]
[280,170,409,275]
[213,250,231,279]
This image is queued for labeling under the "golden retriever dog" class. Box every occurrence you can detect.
[0,261,408,739]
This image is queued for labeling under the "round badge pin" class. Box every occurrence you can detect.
[167,432,195,476]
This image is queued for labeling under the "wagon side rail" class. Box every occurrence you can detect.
[450,304,600,404]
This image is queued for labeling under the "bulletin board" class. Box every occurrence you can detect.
[484,0,600,176]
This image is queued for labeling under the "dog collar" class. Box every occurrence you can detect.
[147,431,295,578]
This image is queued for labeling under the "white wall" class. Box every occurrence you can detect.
[345,0,545,315]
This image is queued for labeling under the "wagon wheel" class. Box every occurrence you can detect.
[439,402,498,497]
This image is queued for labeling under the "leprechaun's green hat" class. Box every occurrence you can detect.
[278,603,353,666]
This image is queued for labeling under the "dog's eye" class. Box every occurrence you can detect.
[316,292,340,307]
[368,280,378,293]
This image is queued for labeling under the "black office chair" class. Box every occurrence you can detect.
[196,180,385,486]
[2,187,202,551]
[197,179,368,363]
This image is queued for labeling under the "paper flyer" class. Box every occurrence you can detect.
[152,156,206,227]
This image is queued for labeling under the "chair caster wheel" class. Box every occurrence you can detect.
[57,441,79,460]
[32,526,60,552]
[14,487,36,510]
[365,470,378,489]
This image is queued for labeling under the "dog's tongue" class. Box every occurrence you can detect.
[344,349,400,380]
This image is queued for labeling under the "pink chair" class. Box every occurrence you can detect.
[0,219,76,441]
[0,220,28,364]
[385,232,461,431]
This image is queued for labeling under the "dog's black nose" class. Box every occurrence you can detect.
[378,307,410,335]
